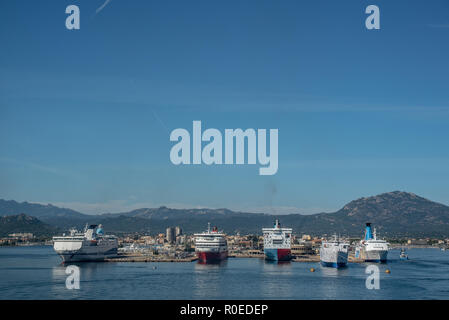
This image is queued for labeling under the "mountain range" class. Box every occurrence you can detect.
[1,191,449,237]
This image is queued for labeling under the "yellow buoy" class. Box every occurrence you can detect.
[310,268,315,272]
[385,269,391,274]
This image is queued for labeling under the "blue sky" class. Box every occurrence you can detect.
[1,0,448,214]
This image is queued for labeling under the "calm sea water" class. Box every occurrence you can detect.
[0,246,448,299]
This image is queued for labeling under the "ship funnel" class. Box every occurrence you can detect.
[274,219,280,228]
[365,223,373,240]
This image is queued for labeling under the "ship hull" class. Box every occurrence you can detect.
[264,248,291,261]
[56,248,118,263]
[54,239,118,263]
[197,251,228,263]
[320,250,348,268]
[364,249,388,263]
[321,261,347,268]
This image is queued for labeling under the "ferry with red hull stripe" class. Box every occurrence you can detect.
[197,251,228,262]
[194,223,228,264]
[263,219,292,261]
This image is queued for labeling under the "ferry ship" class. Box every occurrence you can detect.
[355,223,389,263]
[53,224,118,263]
[194,223,228,263]
[262,219,292,261]
[320,235,349,268]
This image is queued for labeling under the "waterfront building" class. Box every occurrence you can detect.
[166,227,176,244]
[8,233,34,240]
[291,243,314,256]
[302,234,312,241]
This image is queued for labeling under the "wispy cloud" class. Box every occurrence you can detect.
[428,24,449,29]
[0,157,83,181]
[151,108,170,134]
[1,157,63,176]
[230,205,335,215]
[96,0,112,15]
[283,157,449,170]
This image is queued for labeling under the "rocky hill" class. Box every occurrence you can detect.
[0,214,59,237]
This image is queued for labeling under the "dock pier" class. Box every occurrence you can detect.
[104,253,365,263]
[105,254,198,263]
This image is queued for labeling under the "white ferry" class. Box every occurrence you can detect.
[355,223,389,263]
[262,219,292,261]
[194,223,228,263]
[53,224,118,263]
[320,235,349,268]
